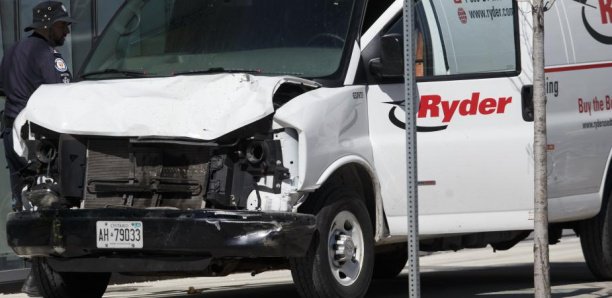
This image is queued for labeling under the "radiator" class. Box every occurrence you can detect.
[83,139,209,209]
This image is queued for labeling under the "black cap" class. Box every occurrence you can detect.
[24,1,76,32]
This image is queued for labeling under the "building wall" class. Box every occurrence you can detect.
[0,0,122,274]
[0,0,123,74]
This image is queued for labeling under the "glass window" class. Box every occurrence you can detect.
[83,0,357,79]
[0,17,3,58]
[430,0,517,75]
[362,0,394,34]
[385,17,428,78]
[0,10,22,266]
[96,0,123,34]
[18,1,36,39]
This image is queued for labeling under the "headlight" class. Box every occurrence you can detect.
[246,141,268,165]
[35,140,57,164]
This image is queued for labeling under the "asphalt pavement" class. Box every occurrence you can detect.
[1,235,610,297]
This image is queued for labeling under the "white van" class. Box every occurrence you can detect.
[6,0,612,297]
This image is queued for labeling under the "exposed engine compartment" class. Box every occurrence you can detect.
[16,79,318,212]
[21,122,294,211]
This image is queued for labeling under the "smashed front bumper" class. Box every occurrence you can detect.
[7,209,315,272]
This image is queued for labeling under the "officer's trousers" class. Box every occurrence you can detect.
[2,127,26,211]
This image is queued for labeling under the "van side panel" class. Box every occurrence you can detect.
[366,0,535,236]
[545,0,612,222]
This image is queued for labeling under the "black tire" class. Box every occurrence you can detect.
[579,192,612,280]
[290,188,374,298]
[373,244,407,279]
[32,257,111,298]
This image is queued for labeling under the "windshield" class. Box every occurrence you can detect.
[82,0,356,79]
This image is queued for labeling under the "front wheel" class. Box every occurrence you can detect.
[579,191,612,280]
[32,257,111,298]
[290,188,374,298]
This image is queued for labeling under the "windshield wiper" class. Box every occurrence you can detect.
[173,67,261,76]
[80,69,148,79]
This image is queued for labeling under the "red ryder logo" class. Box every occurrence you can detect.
[601,0,612,24]
[418,92,513,123]
[576,0,612,44]
[458,8,468,24]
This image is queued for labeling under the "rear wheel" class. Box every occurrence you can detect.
[579,192,612,280]
[32,257,111,298]
[290,188,374,298]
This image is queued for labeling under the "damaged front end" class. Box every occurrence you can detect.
[8,209,314,274]
[7,75,318,275]
[18,116,301,211]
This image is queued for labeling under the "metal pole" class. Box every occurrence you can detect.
[532,0,551,296]
[403,0,420,297]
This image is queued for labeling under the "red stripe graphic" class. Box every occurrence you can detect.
[545,62,612,73]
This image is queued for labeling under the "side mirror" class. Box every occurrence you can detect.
[369,33,404,79]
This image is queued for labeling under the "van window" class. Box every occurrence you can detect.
[385,17,429,77]
[362,0,394,34]
[429,0,517,75]
[83,0,357,79]
[96,0,124,34]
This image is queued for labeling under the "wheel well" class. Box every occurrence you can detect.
[602,159,612,210]
[565,158,612,236]
[299,164,376,230]
[572,156,612,236]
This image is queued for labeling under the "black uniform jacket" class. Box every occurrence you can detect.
[0,32,72,119]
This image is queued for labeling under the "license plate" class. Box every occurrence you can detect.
[96,221,143,249]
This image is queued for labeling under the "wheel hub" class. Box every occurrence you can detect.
[334,234,356,264]
[327,210,366,286]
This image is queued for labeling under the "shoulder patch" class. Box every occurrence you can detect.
[54,58,67,72]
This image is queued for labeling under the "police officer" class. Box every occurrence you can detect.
[0,1,74,296]
[0,0,74,212]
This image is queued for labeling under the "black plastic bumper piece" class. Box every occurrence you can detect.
[7,208,316,260]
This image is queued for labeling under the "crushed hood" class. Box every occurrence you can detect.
[14,74,312,141]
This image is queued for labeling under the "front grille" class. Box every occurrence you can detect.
[83,139,209,209]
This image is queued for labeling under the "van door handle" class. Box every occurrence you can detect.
[521,85,534,122]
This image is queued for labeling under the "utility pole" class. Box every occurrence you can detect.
[531,0,551,296]
[403,0,420,297]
